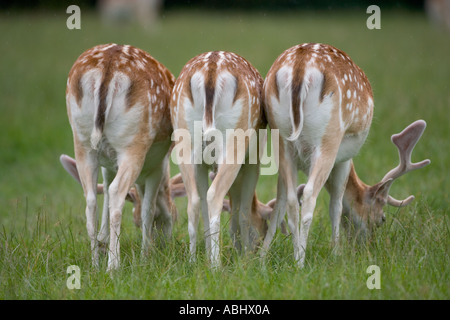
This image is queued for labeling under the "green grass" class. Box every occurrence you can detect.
[0,8,448,300]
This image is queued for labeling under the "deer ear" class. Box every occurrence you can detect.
[258,204,274,220]
[60,154,81,184]
[266,198,276,209]
[373,178,394,199]
[170,183,187,198]
[261,199,289,235]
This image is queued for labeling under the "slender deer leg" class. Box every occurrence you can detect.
[297,139,343,267]
[228,185,242,252]
[75,147,100,268]
[178,162,201,261]
[98,167,114,248]
[140,167,165,256]
[325,159,351,247]
[107,152,145,272]
[195,163,211,257]
[208,162,242,268]
[261,137,289,258]
[283,149,301,263]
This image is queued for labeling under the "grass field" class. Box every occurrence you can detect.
[0,8,448,300]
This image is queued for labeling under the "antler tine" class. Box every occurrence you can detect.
[381,120,430,183]
[380,120,430,207]
[387,194,415,207]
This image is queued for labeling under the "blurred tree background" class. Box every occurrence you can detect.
[0,0,425,11]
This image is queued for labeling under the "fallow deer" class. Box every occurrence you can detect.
[170,51,267,267]
[262,43,430,267]
[66,43,175,271]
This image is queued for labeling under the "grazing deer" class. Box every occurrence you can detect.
[59,154,177,231]
[170,51,267,267]
[66,43,175,271]
[262,43,430,267]
[60,154,293,240]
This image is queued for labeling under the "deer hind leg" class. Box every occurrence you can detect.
[235,162,261,253]
[228,185,242,253]
[297,137,343,267]
[227,164,257,254]
[75,145,100,268]
[282,146,301,264]
[325,159,351,248]
[98,167,114,250]
[139,167,167,256]
[107,150,146,272]
[178,162,202,261]
[195,163,211,257]
[207,162,242,268]
[261,137,290,258]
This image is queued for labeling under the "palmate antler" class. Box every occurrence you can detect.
[381,120,431,207]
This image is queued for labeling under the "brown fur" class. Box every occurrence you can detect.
[264,43,374,137]
[67,44,175,141]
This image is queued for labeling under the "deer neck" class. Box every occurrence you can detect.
[342,161,370,227]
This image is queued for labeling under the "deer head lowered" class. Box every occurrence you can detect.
[341,119,430,234]
[59,155,296,237]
